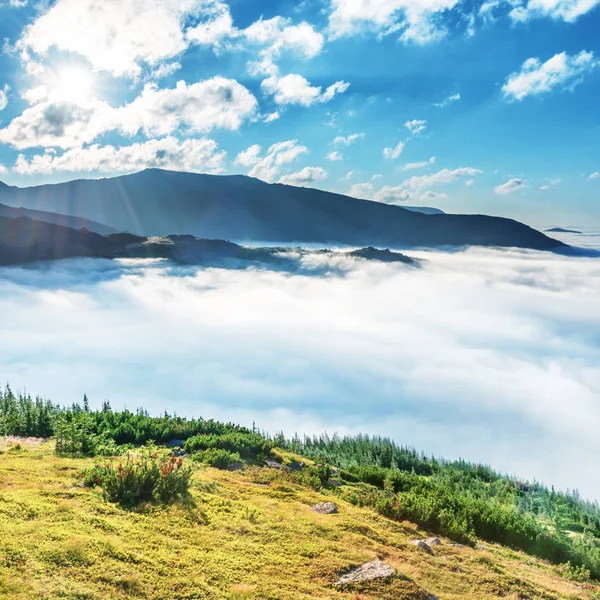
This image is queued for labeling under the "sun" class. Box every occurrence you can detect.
[51,66,94,102]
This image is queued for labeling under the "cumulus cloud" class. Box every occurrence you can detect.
[502,50,598,101]
[13,137,226,176]
[16,0,222,79]
[261,73,349,106]
[328,0,462,44]
[2,249,600,500]
[495,178,528,194]
[0,77,257,149]
[278,166,327,186]
[383,141,406,160]
[589,172,600,180]
[510,0,600,23]
[0,85,9,111]
[234,139,308,182]
[433,92,461,107]
[326,151,343,161]
[401,156,436,170]
[405,119,427,135]
[349,167,482,204]
[333,132,364,145]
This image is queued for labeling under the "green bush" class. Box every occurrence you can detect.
[184,432,271,458]
[82,450,192,507]
[194,448,241,470]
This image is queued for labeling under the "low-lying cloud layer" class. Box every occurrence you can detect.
[1,248,599,499]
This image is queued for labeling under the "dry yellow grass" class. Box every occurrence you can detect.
[0,438,597,600]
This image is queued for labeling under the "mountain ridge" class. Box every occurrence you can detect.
[0,169,564,251]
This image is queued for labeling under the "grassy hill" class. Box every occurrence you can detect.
[0,387,599,599]
[0,438,598,600]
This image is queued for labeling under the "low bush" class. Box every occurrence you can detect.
[184,432,271,459]
[193,448,241,470]
[82,450,192,507]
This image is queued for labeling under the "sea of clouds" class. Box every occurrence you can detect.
[1,246,599,499]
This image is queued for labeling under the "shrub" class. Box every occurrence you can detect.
[193,448,241,470]
[184,432,271,459]
[82,450,192,507]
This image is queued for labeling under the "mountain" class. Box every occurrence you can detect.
[0,201,117,235]
[0,169,564,250]
[402,206,445,215]
[0,215,418,268]
[546,227,582,234]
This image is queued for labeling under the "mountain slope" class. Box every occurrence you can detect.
[0,169,563,250]
[0,201,117,235]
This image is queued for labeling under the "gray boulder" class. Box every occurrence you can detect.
[311,501,338,515]
[412,540,434,555]
[426,537,441,546]
[263,459,282,469]
[336,560,394,585]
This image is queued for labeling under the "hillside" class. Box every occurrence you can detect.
[0,202,117,235]
[0,388,599,599]
[1,439,598,600]
[0,169,564,250]
[0,215,417,268]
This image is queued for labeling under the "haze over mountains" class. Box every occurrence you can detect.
[0,169,563,251]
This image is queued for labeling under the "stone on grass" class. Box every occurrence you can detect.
[263,459,282,469]
[411,540,434,555]
[227,461,244,471]
[287,461,304,471]
[311,501,337,515]
[336,560,394,585]
[426,537,441,546]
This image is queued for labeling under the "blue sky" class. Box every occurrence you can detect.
[0,0,599,228]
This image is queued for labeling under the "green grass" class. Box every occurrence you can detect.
[0,438,598,600]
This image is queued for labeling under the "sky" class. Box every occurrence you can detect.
[0,0,599,229]
[1,247,599,499]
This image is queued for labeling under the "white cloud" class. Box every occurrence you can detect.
[349,167,482,204]
[0,98,116,149]
[328,0,462,44]
[278,166,327,186]
[235,140,308,182]
[589,172,600,179]
[502,50,598,101]
[186,1,235,49]
[401,156,436,170]
[0,77,257,149]
[465,178,475,186]
[539,178,561,190]
[0,85,9,111]
[21,85,48,105]
[263,111,280,122]
[13,137,226,176]
[0,163,7,174]
[383,140,406,160]
[433,92,461,107]
[243,16,324,59]
[510,0,600,23]
[17,0,222,79]
[326,151,343,161]
[495,178,527,195]
[405,119,427,135]
[150,62,183,80]
[333,132,364,145]
[2,251,600,500]
[261,74,349,106]
[342,170,355,180]
[117,78,257,136]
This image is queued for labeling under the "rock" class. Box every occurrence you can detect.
[166,439,186,448]
[426,537,441,546]
[227,461,244,471]
[327,479,343,487]
[172,450,187,457]
[263,459,282,469]
[411,540,434,555]
[311,501,338,515]
[425,594,439,600]
[335,560,394,585]
[287,461,304,471]
[477,543,488,550]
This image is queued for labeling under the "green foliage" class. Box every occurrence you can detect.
[82,449,192,507]
[184,432,271,458]
[283,432,600,580]
[193,448,241,469]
